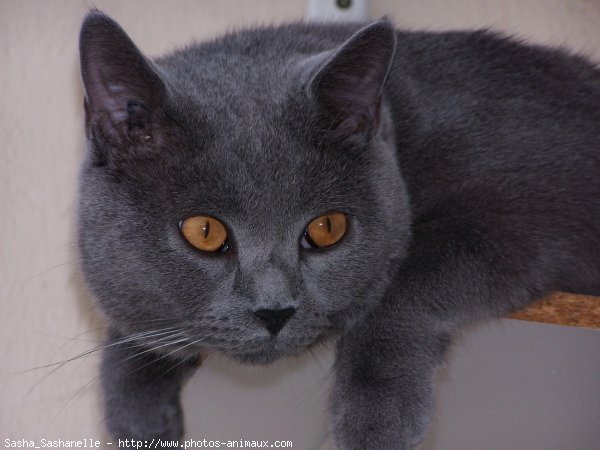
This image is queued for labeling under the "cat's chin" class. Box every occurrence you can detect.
[227,347,290,366]
[225,334,333,366]
[225,341,311,366]
[228,352,277,366]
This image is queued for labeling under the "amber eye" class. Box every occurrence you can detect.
[180,215,228,252]
[303,212,347,249]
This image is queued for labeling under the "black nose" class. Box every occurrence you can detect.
[254,307,296,334]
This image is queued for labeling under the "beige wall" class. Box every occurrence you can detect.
[2,0,600,444]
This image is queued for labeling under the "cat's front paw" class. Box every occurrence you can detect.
[330,376,432,450]
[100,330,199,444]
[106,396,185,442]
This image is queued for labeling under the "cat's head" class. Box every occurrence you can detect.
[78,11,410,364]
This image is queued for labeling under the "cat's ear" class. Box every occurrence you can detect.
[307,20,396,142]
[79,11,167,150]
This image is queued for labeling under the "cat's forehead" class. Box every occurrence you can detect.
[159,46,299,109]
[156,24,354,107]
[181,122,363,217]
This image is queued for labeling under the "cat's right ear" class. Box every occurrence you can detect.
[79,11,167,151]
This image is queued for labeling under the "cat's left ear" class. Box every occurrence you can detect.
[307,20,396,142]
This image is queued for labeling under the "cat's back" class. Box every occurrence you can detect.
[385,30,600,296]
[386,29,600,213]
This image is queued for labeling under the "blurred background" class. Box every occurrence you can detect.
[2,1,600,448]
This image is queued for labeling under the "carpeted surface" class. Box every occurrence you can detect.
[509,292,600,329]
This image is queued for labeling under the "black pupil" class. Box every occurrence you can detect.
[203,220,210,239]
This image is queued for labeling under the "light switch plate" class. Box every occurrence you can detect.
[306,0,369,22]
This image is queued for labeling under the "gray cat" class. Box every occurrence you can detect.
[77,10,600,449]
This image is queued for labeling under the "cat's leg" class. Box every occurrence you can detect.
[100,328,199,443]
[331,314,450,450]
[331,222,541,449]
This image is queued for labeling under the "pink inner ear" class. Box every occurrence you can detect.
[84,61,155,143]
[322,65,384,114]
[106,84,132,124]
[328,98,382,141]
[317,68,385,140]
[85,62,124,121]
[309,21,395,140]
[86,86,154,146]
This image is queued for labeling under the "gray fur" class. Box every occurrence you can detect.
[78,11,600,448]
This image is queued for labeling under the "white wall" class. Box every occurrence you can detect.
[2,0,600,445]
